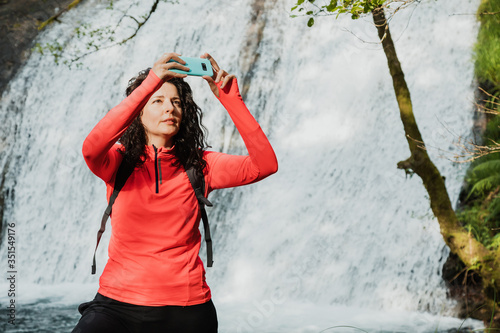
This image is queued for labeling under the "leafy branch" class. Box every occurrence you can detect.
[34,0,178,68]
[290,0,419,26]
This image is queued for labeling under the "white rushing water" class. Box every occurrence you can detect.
[0,0,484,331]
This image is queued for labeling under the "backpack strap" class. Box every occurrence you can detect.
[91,158,135,274]
[186,167,214,267]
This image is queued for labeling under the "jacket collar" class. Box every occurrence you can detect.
[145,144,175,159]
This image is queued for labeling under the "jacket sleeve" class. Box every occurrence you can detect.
[82,71,163,183]
[204,78,278,192]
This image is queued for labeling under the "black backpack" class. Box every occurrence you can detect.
[91,158,213,274]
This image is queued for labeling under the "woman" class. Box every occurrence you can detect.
[72,52,278,333]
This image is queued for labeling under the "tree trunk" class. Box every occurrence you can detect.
[372,6,500,328]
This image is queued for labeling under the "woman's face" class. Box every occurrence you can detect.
[141,82,183,148]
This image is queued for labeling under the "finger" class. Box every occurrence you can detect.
[202,75,215,84]
[200,53,217,80]
[161,71,188,81]
[161,52,182,62]
[166,72,188,79]
[164,62,190,72]
[160,53,186,66]
[169,54,186,65]
[202,75,219,97]
[204,53,220,72]
[163,52,181,57]
[215,71,223,83]
[221,74,235,89]
[215,69,227,83]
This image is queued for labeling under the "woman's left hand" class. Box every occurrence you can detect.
[201,53,236,98]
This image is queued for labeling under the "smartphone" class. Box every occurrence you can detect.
[168,56,214,77]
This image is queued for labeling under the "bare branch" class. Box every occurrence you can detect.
[479,11,500,16]
[480,87,500,106]
[405,121,500,164]
[450,88,500,162]
[44,0,177,67]
[476,102,500,116]
[408,132,500,164]
[393,86,500,165]
[385,0,421,18]
[453,137,500,163]
[68,0,160,63]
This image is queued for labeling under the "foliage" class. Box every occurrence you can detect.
[459,0,500,256]
[461,144,500,250]
[483,111,500,143]
[290,0,418,25]
[34,0,178,68]
[458,196,500,250]
[474,0,500,89]
[459,119,500,247]
[467,159,500,199]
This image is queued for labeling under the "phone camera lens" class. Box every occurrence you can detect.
[202,63,207,71]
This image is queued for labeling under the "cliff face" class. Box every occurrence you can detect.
[0,0,78,97]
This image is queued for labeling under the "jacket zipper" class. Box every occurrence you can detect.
[153,145,159,193]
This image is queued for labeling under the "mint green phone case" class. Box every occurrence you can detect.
[168,57,214,77]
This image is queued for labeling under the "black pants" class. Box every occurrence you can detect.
[71,293,218,333]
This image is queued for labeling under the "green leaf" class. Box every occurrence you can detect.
[325,3,337,12]
[472,159,500,177]
[291,5,298,11]
[297,0,305,5]
[307,17,315,27]
[306,10,313,15]
[468,175,500,199]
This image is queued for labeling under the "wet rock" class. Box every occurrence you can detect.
[0,0,77,97]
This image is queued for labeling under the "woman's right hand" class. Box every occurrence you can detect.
[151,52,190,81]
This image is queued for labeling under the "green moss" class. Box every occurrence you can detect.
[474,0,500,89]
[457,200,500,250]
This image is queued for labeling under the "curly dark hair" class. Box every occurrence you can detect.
[119,68,209,174]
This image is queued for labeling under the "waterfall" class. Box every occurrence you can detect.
[0,0,484,331]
